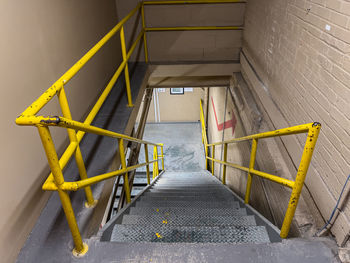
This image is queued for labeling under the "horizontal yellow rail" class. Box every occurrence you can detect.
[199,100,321,239]
[143,0,246,4]
[16,0,246,256]
[207,124,310,146]
[43,158,163,191]
[206,157,295,188]
[16,3,141,123]
[145,26,243,31]
[57,116,161,146]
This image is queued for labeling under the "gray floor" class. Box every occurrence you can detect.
[72,238,338,263]
[16,63,147,263]
[16,81,339,263]
[138,122,206,172]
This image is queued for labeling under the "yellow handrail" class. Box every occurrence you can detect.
[16,0,245,256]
[199,100,321,239]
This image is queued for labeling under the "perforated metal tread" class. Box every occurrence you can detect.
[155,182,220,186]
[139,195,236,202]
[128,207,247,216]
[153,184,222,188]
[135,200,240,208]
[150,187,228,192]
[111,225,270,244]
[143,191,234,197]
[148,188,230,193]
[122,214,256,226]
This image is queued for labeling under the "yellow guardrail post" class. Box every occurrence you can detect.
[211,145,215,175]
[222,143,228,185]
[153,146,159,179]
[118,139,131,203]
[160,143,165,171]
[58,86,96,208]
[37,126,88,257]
[141,3,149,63]
[156,146,159,177]
[120,26,134,107]
[205,145,208,170]
[199,100,209,171]
[245,138,258,204]
[144,144,151,184]
[280,123,321,238]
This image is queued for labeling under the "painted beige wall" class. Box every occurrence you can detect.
[0,1,121,262]
[115,0,245,62]
[147,88,204,122]
[243,0,350,245]
[207,87,275,224]
[145,2,245,62]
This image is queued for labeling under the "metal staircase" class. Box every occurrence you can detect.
[104,170,281,244]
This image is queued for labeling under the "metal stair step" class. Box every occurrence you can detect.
[135,200,240,208]
[143,191,234,197]
[139,195,236,202]
[151,186,226,190]
[153,183,222,188]
[147,188,230,193]
[128,207,247,217]
[154,179,219,183]
[122,214,256,226]
[111,225,270,244]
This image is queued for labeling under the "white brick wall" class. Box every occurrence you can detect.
[243,0,350,245]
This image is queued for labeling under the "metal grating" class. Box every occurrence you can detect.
[122,214,256,226]
[128,207,246,216]
[111,225,270,244]
[139,195,236,202]
[143,191,234,197]
[135,200,240,208]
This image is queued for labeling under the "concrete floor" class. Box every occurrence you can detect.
[16,71,340,263]
[16,63,147,263]
[138,122,206,172]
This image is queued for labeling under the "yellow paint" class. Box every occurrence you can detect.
[280,123,321,238]
[37,126,86,254]
[162,220,168,224]
[222,143,228,185]
[15,0,318,255]
[211,145,215,175]
[155,233,163,239]
[141,5,149,63]
[244,138,258,204]
[199,100,209,170]
[120,26,134,107]
[16,3,141,125]
[119,139,131,204]
[153,146,159,179]
[200,101,321,239]
[58,87,95,206]
[144,144,151,185]
[160,143,165,171]
[156,208,159,212]
[72,242,89,258]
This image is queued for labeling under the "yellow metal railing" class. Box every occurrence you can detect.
[199,100,321,238]
[16,0,244,256]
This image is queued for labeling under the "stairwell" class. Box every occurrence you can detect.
[93,123,337,263]
[102,122,280,244]
[107,170,280,244]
